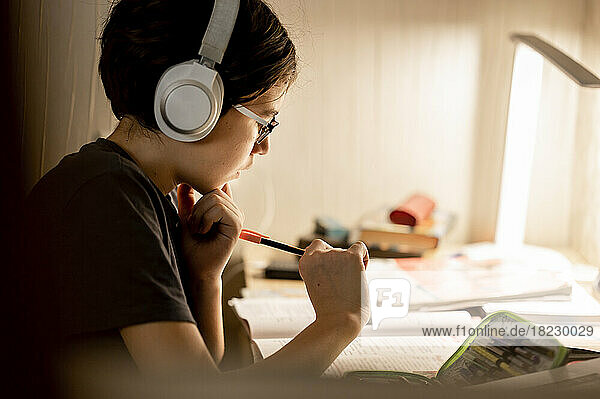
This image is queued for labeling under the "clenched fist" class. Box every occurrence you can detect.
[299,240,370,330]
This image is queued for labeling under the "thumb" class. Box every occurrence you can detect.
[348,241,369,270]
[177,183,195,223]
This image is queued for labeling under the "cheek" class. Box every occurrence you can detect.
[230,139,255,161]
[212,114,258,165]
[235,124,259,153]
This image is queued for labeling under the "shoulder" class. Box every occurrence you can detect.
[27,140,162,217]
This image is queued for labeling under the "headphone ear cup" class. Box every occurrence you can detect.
[154,60,224,142]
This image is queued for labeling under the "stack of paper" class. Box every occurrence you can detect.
[367,255,573,311]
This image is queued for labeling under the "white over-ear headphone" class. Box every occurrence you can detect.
[154,0,240,142]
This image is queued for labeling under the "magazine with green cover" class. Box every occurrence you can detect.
[345,311,570,386]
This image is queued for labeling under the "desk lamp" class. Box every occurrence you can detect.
[495,34,600,250]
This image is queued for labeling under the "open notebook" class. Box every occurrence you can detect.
[228,297,476,377]
[254,336,465,378]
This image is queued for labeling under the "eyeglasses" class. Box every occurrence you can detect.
[233,104,279,145]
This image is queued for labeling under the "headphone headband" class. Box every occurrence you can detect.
[199,0,240,64]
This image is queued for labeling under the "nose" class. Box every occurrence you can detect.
[252,136,270,155]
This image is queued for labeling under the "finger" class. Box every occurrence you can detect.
[196,202,242,237]
[303,239,333,256]
[347,241,370,270]
[190,199,241,235]
[204,191,242,220]
[177,184,195,223]
[204,187,239,215]
[222,183,233,199]
[188,191,242,230]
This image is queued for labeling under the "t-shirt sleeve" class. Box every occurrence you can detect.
[58,171,195,336]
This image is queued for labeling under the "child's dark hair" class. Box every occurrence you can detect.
[99,0,297,131]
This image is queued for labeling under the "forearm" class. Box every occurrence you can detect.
[121,315,359,381]
[190,278,225,364]
[230,313,361,378]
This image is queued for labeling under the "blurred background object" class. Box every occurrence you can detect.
[389,194,436,227]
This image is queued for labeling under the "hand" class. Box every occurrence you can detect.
[299,240,370,332]
[177,183,244,282]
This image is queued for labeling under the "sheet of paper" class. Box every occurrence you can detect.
[229,298,315,320]
[253,336,464,378]
[360,311,476,336]
[229,298,315,339]
[483,282,600,319]
[230,297,476,339]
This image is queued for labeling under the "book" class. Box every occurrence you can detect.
[358,209,455,255]
[247,311,574,385]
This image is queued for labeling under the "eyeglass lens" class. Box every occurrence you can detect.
[256,117,279,144]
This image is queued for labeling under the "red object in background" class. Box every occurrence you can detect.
[389,194,436,226]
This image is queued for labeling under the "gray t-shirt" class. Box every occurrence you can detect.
[25,138,196,364]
